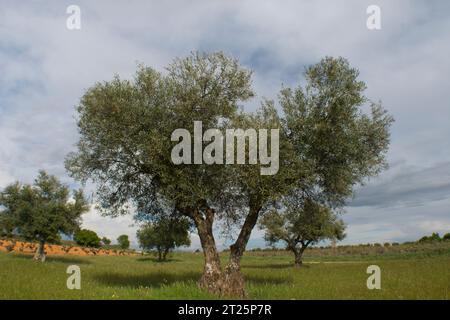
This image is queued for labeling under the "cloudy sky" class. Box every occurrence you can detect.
[1,0,449,249]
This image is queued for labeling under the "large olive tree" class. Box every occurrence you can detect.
[66,53,393,296]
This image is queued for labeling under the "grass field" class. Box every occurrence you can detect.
[1,246,449,300]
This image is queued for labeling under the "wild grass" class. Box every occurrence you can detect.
[0,246,448,299]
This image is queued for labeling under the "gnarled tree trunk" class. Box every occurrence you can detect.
[162,247,170,261]
[222,200,262,297]
[293,241,310,267]
[183,200,262,298]
[157,246,162,261]
[192,207,224,295]
[33,240,46,262]
[294,247,305,267]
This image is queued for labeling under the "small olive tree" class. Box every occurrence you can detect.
[117,234,130,249]
[137,216,191,261]
[0,171,89,262]
[260,197,345,267]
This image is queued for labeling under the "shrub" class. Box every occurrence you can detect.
[74,229,101,248]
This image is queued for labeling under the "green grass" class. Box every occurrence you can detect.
[0,250,448,299]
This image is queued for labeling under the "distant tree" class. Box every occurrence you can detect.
[137,216,191,261]
[117,234,130,249]
[430,232,441,242]
[74,229,101,248]
[418,236,428,242]
[101,237,111,246]
[443,233,450,241]
[260,197,346,267]
[418,232,441,243]
[0,171,89,262]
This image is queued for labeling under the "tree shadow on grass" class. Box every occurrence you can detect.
[93,270,292,289]
[245,274,293,285]
[243,263,310,270]
[93,271,200,288]
[10,253,92,265]
[136,257,182,263]
[46,255,93,265]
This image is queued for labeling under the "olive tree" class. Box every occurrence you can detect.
[219,56,393,294]
[137,215,191,261]
[117,234,130,249]
[0,171,89,262]
[260,197,346,267]
[65,53,393,296]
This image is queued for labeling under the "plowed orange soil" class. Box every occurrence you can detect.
[0,239,135,257]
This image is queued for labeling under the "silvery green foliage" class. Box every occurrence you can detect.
[260,196,346,250]
[280,57,393,208]
[0,171,89,244]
